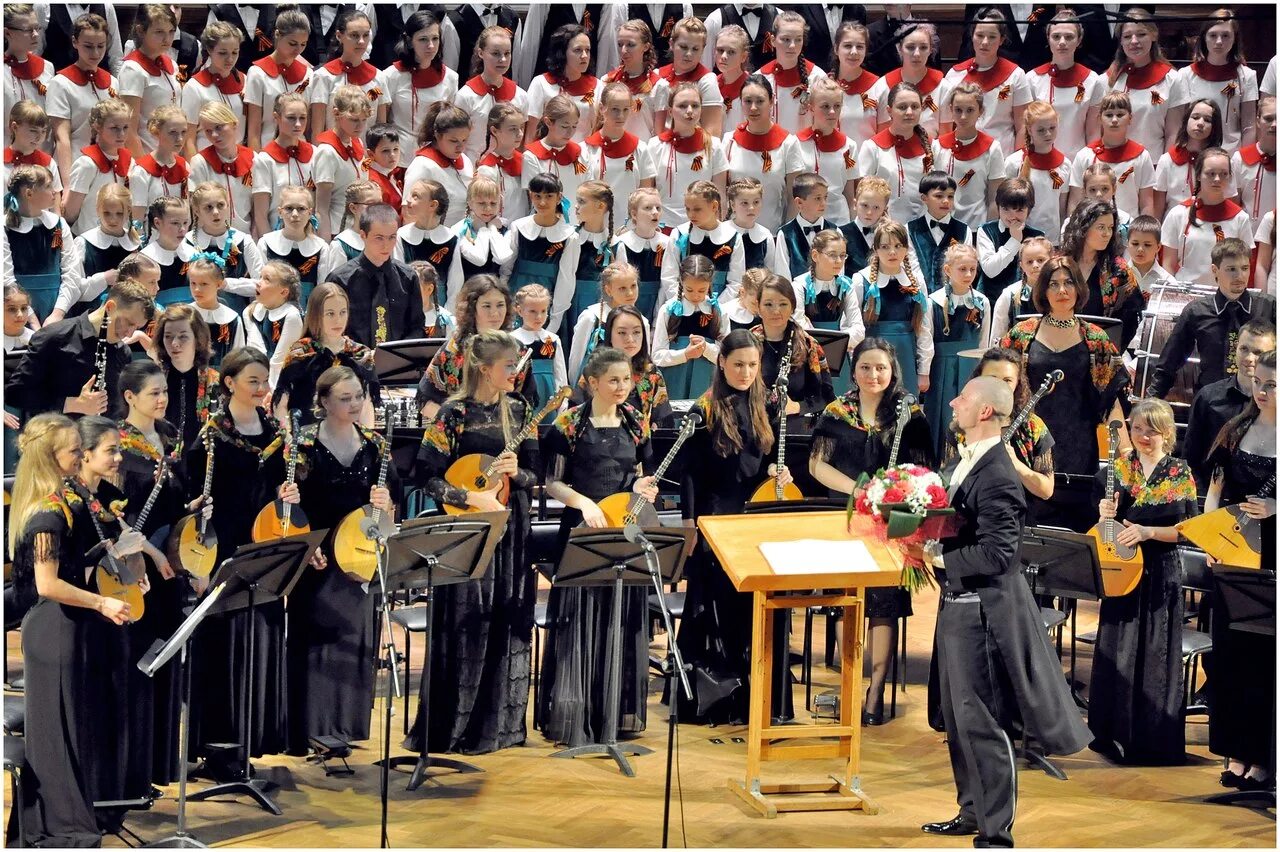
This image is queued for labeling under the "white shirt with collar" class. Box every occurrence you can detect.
[1159,202,1256,286]
[661,219,746,303]
[327,227,368,274]
[929,285,992,347]
[773,213,827,274]
[37,3,124,75]
[182,227,264,298]
[1126,259,1176,298]
[63,226,139,312]
[242,301,304,387]
[651,296,723,367]
[4,327,33,352]
[257,231,334,288]
[500,215,582,332]
[976,220,1027,280]
[45,67,120,155]
[510,324,568,398]
[2,211,82,314]
[192,300,246,349]
[446,220,514,309]
[794,271,864,341]
[950,433,1003,494]
[849,261,936,377]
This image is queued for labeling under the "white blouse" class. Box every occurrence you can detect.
[936,134,1006,228]
[1160,201,1256,285]
[403,151,475,229]
[455,77,530,163]
[243,58,314,146]
[723,128,803,232]
[1025,65,1106,157]
[1068,143,1156,219]
[118,54,182,151]
[646,132,729,228]
[1107,63,1178,155]
[45,69,120,154]
[526,74,606,142]
[580,134,658,227]
[383,62,460,168]
[794,130,860,225]
[1002,149,1071,238]
[939,61,1033,157]
[1170,63,1259,152]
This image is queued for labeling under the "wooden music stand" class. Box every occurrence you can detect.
[697,510,902,819]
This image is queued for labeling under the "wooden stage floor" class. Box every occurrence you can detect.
[3,589,1274,848]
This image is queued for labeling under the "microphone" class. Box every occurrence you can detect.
[624,523,656,552]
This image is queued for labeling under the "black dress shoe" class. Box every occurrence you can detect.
[861,709,884,726]
[922,815,980,836]
[1220,769,1246,789]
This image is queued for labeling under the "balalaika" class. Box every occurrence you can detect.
[750,329,803,503]
[169,411,219,578]
[1088,420,1145,596]
[599,409,701,527]
[83,455,169,622]
[251,410,312,541]
[887,394,915,468]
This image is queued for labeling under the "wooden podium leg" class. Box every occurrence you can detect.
[840,597,878,813]
[730,590,776,817]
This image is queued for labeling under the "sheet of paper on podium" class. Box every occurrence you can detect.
[758,539,880,575]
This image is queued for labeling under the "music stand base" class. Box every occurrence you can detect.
[1204,789,1276,809]
[143,831,210,848]
[380,754,483,791]
[186,779,281,816]
[551,742,654,777]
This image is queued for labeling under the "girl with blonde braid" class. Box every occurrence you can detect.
[568,261,652,381]
[925,243,990,456]
[851,220,934,394]
[582,81,657,227]
[182,181,264,313]
[1003,100,1071,238]
[1,164,79,323]
[857,81,938,226]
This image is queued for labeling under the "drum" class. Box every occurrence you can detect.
[957,347,987,382]
[1134,282,1219,414]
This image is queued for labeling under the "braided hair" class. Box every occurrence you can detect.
[862,220,924,332]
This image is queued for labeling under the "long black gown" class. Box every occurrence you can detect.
[1088,453,1197,765]
[1206,445,1277,769]
[407,394,539,754]
[673,389,793,725]
[185,408,290,760]
[11,486,105,847]
[538,404,654,746]
[274,337,380,427]
[164,365,222,454]
[116,422,189,786]
[809,389,935,619]
[286,424,399,755]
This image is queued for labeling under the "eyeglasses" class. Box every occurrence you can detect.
[821,251,849,261]
[5,26,37,35]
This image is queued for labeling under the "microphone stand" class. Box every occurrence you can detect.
[628,525,692,848]
[367,521,400,850]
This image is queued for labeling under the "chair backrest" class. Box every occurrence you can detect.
[1179,546,1213,593]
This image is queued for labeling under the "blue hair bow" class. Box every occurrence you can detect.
[191,250,227,270]
[3,193,18,214]
[558,197,571,224]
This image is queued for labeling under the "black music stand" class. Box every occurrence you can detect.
[382,512,507,794]
[375,338,445,387]
[549,527,689,777]
[809,329,851,375]
[1016,527,1103,779]
[185,532,324,816]
[1205,570,1276,810]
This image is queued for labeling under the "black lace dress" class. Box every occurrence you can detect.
[537,405,654,746]
[1088,453,1197,765]
[287,425,399,754]
[407,395,539,754]
[274,337,380,427]
[1206,446,1276,768]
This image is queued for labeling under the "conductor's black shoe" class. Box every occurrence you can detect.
[921,815,979,836]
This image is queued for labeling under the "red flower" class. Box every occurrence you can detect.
[927,483,948,508]
[855,493,871,514]
[883,487,906,504]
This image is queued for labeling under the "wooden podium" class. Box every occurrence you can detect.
[697,510,903,819]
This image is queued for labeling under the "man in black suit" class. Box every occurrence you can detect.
[922,377,1091,848]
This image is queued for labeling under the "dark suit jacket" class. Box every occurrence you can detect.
[941,443,1092,756]
[956,4,1153,71]
[794,4,868,69]
[327,255,426,350]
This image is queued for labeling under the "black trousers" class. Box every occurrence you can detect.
[938,595,1018,849]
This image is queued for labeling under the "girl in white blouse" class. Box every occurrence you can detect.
[244,8,313,149]
[1024,11,1104,158]
[830,22,881,153]
[858,81,938,227]
[118,4,181,158]
[1168,10,1258,153]
[403,103,475,230]
[723,74,803,233]
[1153,98,1222,219]
[383,10,459,169]
[648,81,728,229]
[653,17,725,139]
[525,23,603,144]
[307,9,389,137]
[939,9,1032,157]
[601,17,660,140]
[757,11,828,135]
[46,12,118,186]
[1104,10,1177,155]
[1160,148,1255,286]
[456,26,529,164]
[181,22,246,159]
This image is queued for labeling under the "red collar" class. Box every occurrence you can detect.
[199,145,253,178]
[526,139,583,167]
[872,128,926,158]
[366,166,404,207]
[254,55,309,85]
[416,146,464,171]
[1190,60,1239,83]
[659,128,706,154]
[1120,60,1172,90]
[316,130,365,163]
[324,57,378,86]
[80,144,132,178]
[136,153,189,184]
[1090,138,1146,163]
[835,69,878,96]
[1183,198,1245,222]
[658,62,710,84]
[3,148,51,167]
[1168,144,1194,167]
[464,74,517,101]
[606,66,657,95]
[396,59,446,90]
[1240,143,1276,171]
[884,67,943,96]
[264,139,314,164]
[954,57,1018,91]
[479,150,522,177]
[56,63,111,90]
[3,54,45,79]
[1033,62,1091,88]
[1026,148,1065,170]
[125,49,174,77]
[193,68,245,95]
[732,122,788,152]
[585,130,640,159]
[797,126,848,153]
[760,59,815,88]
[938,131,994,160]
[718,72,746,103]
[545,72,598,98]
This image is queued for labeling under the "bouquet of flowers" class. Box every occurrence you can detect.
[847,463,956,593]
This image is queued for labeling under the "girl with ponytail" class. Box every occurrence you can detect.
[858,81,936,226]
[456,26,529,162]
[568,180,617,329]
[403,101,475,229]
[1153,98,1223,217]
[1005,100,1071,238]
[603,18,660,137]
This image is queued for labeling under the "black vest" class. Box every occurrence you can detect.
[209,4,278,72]
[794,4,867,70]
[449,4,522,80]
[625,3,688,66]
[532,4,605,89]
[367,4,449,70]
[302,4,358,66]
[44,4,109,71]
[718,4,778,72]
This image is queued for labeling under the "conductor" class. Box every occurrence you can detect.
[922,377,1091,848]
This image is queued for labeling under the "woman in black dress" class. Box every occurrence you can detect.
[8,414,141,846]
[1204,349,1277,791]
[285,365,398,755]
[573,305,674,432]
[808,337,934,725]
[1089,399,1197,765]
[539,347,658,746]
[154,305,222,454]
[674,329,794,725]
[1060,199,1144,345]
[752,273,836,416]
[185,347,290,761]
[1001,253,1131,532]
[409,330,540,754]
[273,283,379,429]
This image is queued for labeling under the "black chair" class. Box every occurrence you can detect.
[1178,547,1214,717]
[4,694,25,847]
[387,604,429,736]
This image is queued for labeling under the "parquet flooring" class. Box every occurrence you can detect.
[3,589,1274,848]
